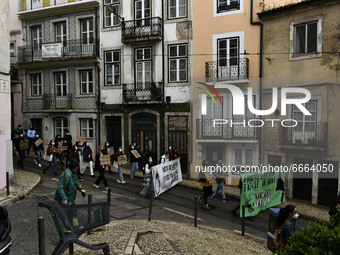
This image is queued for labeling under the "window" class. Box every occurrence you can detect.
[54,118,68,137]
[55,22,67,46]
[217,0,240,13]
[54,72,67,96]
[168,0,187,19]
[104,50,120,86]
[168,44,187,82]
[233,146,256,174]
[31,26,42,49]
[10,43,15,65]
[80,18,94,44]
[80,119,94,139]
[104,0,120,27]
[80,70,93,94]
[135,0,151,27]
[31,73,42,96]
[204,96,223,119]
[135,47,152,86]
[290,16,322,60]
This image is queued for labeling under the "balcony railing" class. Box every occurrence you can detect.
[279,122,327,150]
[205,58,249,81]
[196,119,257,140]
[18,39,99,63]
[122,82,162,102]
[122,17,162,43]
[43,94,73,110]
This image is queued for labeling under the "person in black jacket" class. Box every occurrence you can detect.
[129,144,138,179]
[13,134,26,169]
[33,134,43,167]
[93,146,109,190]
[115,147,126,184]
[81,141,94,177]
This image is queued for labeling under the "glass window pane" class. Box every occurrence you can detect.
[105,52,112,62]
[179,45,186,56]
[295,25,306,54]
[113,51,120,61]
[144,48,151,59]
[245,149,253,165]
[169,46,177,57]
[307,22,317,53]
[235,149,242,165]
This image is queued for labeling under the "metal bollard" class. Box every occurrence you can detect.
[148,189,153,222]
[6,172,9,196]
[194,196,198,227]
[242,205,245,235]
[69,243,74,254]
[107,188,111,204]
[38,216,45,255]
[87,194,93,235]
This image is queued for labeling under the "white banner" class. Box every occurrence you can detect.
[152,158,182,197]
[42,43,62,59]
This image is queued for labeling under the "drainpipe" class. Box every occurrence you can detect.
[95,7,101,147]
[161,0,165,156]
[250,0,263,163]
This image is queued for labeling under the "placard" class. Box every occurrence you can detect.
[131,149,141,158]
[100,155,111,165]
[19,140,29,150]
[34,138,42,147]
[107,147,114,155]
[118,155,127,165]
[76,136,86,142]
[53,147,62,154]
[59,146,68,151]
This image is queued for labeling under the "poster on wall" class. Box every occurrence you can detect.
[42,43,62,59]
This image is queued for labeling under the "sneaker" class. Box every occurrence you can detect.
[79,178,84,182]
[222,199,227,203]
[34,160,37,165]
[121,180,126,184]
[199,196,204,204]
[38,163,42,167]
[93,184,99,188]
[105,186,110,191]
[116,180,122,184]
[203,204,210,210]
[211,196,217,200]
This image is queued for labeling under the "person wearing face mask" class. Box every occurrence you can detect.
[44,139,58,175]
[103,141,113,174]
[170,148,180,161]
[278,204,299,245]
[81,141,94,177]
[129,143,138,179]
[160,151,170,164]
[140,157,155,198]
[33,134,43,167]
[26,125,36,155]
[63,130,73,151]
[114,147,126,184]
[69,145,83,181]
[93,146,109,190]
[13,133,26,169]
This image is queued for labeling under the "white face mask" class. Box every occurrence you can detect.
[86,143,89,146]
[119,148,122,152]
[51,142,55,145]
[131,146,134,149]
[292,213,299,220]
[106,143,109,146]
[36,135,39,138]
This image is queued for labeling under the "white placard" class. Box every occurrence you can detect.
[42,43,62,59]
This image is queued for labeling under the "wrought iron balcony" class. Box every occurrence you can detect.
[122,17,162,43]
[205,58,249,81]
[18,39,99,63]
[43,94,73,110]
[279,122,327,150]
[122,82,162,102]
[196,119,257,140]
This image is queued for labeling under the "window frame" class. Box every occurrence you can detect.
[80,118,94,139]
[134,47,152,86]
[214,0,243,17]
[290,15,322,61]
[104,50,121,86]
[54,117,68,138]
[31,73,42,97]
[168,43,188,83]
[104,0,120,28]
[80,69,94,94]
[168,0,187,20]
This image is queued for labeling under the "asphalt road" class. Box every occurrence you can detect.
[7,156,310,254]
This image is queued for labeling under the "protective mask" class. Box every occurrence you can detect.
[36,135,39,138]
[52,142,55,145]
[149,159,153,163]
[131,146,134,149]
[106,143,109,146]
[292,213,299,220]
[86,143,89,146]
[119,149,122,152]
[20,134,23,137]
[75,146,77,150]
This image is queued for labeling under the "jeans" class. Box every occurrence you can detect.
[118,165,124,181]
[130,162,138,178]
[35,149,42,164]
[95,167,108,188]
[81,161,94,176]
[140,178,154,198]
[212,181,226,200]
[46,154,57,174]
[19,150,26,169]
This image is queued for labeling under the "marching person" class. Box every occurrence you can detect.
[26,125,36,155]
[63,130,73,151]
[160,151,170,164]
[43,139,58,175]
[103,141,114,174]
[93,146,109,190]
[211,160,227,202]
[69,144,83,181]
[115,147,126,184]
[170,148,180,161]
[33,134,43,167]
[129,143,138,179]
[54,159,86,205]
[81,141,94,177]
[75,141,84,173]
[13,134,26,169]
[198,160,212,210]
[140,157,155,198]
[278,204,299,245]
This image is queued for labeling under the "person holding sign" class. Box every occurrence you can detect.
[13,134,26,169]
[44,139,58,175]
[26,125,36,155]
[129,144,139,179]
[93,146,109,190]
[33,134,43,167]
[198,160,212,210]
[140,157,155,198]
[103,141,114,174]
[114,147,126,184]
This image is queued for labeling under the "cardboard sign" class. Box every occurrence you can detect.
[34,138,42,147]
[100,155,111,165]
[59,146,68,151]
[58,141,63,146]
[76,136,86,142]
[131,150,141,158]
[107,147,114,155]
[19,140,29,150]
[53,147,62,154]
[118,155,128,165]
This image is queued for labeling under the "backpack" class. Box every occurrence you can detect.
[274,227,284,249]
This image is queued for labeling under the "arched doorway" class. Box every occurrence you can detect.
[131,112,157,165]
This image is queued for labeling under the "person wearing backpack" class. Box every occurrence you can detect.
[277,204,299,246]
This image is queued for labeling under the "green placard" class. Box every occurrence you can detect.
[240,167,285,217]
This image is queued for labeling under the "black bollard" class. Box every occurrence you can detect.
[6,172,9,196]
[194,196,198,227]
[38,216,45,255]
[87,194,92,235]
[107,188,111,204]
[242,205,245,235]
[148,189,153,222]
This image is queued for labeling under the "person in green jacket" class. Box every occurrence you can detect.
[54,159,86,205]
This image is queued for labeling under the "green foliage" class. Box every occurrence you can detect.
[277,219,340,255]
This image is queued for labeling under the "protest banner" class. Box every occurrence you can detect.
[240,167,285,217]
[100,155,111,165]
[34,138,42,147]
[19,140,29,150]
[131,150,141,158]
[118,155,127,165]
[152,158,182,197]
[76,136,86,142]
[107,147,114,155]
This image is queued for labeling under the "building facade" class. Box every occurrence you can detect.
[259,0,340,206]
[100,0,191,172]
[17,0,100,148]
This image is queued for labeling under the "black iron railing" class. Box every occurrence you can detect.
[205,58,249,81]
[43,93,73,110]
[122,17,162,42]
[122,82,162,102]
[196,119,257,140]
[18,39,99,63]
[279,122,327,149]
